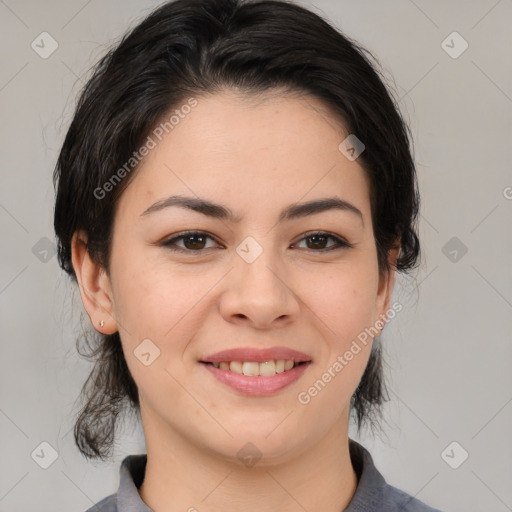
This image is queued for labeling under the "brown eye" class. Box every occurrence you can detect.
[293,232,350,252]
[162,231,218,253]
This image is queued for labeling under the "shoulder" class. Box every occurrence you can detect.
[384,484,445,512]
[84,493,117,512]
[347,439,445,512]
[82,454,147,512]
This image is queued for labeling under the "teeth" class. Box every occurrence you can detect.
[259,361,276,377]
[230,361,243,374]
[211,359,300,377]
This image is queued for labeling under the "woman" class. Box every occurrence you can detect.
[53,0,443,510]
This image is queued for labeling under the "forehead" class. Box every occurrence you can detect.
[116,90,372,222]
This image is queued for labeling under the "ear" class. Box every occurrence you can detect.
[374,245,400,334]
[71,230,118,334]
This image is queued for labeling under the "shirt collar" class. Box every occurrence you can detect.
[116,438,386,511]
[116,454,152,512]
[345,438,386,510]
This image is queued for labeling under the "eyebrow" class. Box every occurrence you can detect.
[140,195,364,226]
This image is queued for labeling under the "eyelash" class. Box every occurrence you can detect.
[161,230,351,254]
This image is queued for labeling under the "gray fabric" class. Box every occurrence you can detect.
[344,441,443,512]
[85,439,444,512]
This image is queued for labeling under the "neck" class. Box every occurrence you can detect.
[138,408,358,512]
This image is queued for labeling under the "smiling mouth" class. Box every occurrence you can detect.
[201,360,309,377]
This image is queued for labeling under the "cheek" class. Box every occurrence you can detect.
[303,258,380,342]
[110,253,221,375]
[110,265,204,401]
[304,348,372,440]
[297,273,378,426]
[112,264,196,339]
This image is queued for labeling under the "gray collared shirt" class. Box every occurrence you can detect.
[85,439,444,511]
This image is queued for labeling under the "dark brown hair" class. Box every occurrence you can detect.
[53,0,420,459]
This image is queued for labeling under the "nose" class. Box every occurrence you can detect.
[218,247,300,329]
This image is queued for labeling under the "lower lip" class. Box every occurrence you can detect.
[201,362,311,396]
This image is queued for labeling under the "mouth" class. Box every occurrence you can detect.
[199,347,312,395]
[200,359,312,396]
[200,359,310,377]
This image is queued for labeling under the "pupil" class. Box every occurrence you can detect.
[186,234,205,250]
[308,234,326,249]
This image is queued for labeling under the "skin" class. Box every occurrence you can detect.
[72,89,399,512]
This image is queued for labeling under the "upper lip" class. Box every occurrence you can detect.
[200,347,312,364]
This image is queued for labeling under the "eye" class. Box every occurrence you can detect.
[161,230,351,254]
[162,231,220,253]
[292,231,351,251]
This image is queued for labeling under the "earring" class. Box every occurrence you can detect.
[99,320,104,327]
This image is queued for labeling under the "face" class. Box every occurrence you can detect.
[74,90,397,465]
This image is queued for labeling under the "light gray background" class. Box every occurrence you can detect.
[1,1,511,511]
